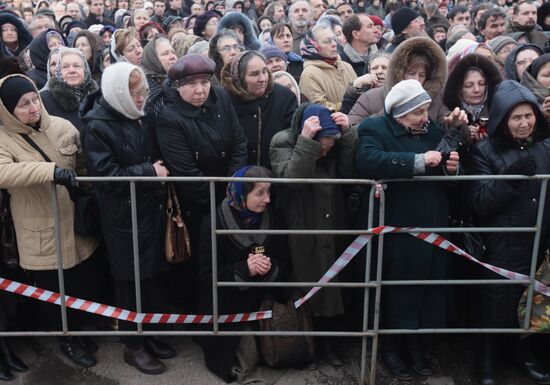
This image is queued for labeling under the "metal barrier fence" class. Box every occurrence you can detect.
[3,174,549,385]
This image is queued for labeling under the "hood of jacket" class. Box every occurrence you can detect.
[385,36,447,98]
[0,12,33,55]
[29,29,67,71]
[216,12,261,51]
[488,79,549,142]
[0,74,52,135]
[289,102,312,141]
[443,53,503,111]
[504,43,544,82]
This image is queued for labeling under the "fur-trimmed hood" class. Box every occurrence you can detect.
[443,54,503,111]
[217,12,261,50]
[385,36,447,99]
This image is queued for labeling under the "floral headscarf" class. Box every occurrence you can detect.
[226,166,261,227]
[300,30,337,67]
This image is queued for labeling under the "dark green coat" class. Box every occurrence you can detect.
[356,114,451,329]
[270,105,358,318]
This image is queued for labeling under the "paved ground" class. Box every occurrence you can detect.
[3,334,546,385]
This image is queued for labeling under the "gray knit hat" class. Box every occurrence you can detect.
[487,36,518,55]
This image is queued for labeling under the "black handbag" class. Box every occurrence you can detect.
[450,218,485,259]
[19,134,100,237]
[0,190,19,271]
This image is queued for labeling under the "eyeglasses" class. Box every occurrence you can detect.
[218,44,244,53]
[319,37,338,45]
[130,88,150,98]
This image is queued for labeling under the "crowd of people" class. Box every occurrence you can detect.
[0,0,549,383]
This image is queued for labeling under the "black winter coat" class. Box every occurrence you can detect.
[226,83,297,169]
[80,89,169,281]
[469,80,550,328]
[156,85,248,214]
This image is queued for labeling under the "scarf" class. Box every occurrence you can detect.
[222,51,274,102]
[225,166,263,228]
[54,51,95,102]
[521,70,550,105]
[398,119,430,135]
[219,197,270,250]
[460,96,486,123]
[300,31,337,68]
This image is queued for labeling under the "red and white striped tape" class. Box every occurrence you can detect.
[0,226,548,324]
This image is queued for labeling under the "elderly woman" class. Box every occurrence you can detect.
[299,24,356,111]
[504,44,543,82]
[270,103,358,368]
[110,27,143,65]
[80,63,174,375]
[273,70,301,104]
[270,23,304,82]
[469,80,550,385]
[198,165,289,382]
[356,79,460,381]
[0,75,101,369]
[521,53,550,122]
[156,54,248,309]
[27,29,63,89]
[208,29,244,81]
[40,48,98,130]
[72,30,103,80]
[216,11,261,51]
[221,51,298,169]
[0,11,33,57]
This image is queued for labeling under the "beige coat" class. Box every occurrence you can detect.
[0,75,97,270]
[299,58,357,111]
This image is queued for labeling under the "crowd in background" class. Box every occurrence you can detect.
[0,0,550,383]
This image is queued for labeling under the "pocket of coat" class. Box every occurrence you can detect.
[58,144,78,156]
[20,218,56,256]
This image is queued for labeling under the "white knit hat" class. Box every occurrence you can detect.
[101,62,147,120]
[385,79,432,118]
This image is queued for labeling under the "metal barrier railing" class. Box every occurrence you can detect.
[4,174,549,385]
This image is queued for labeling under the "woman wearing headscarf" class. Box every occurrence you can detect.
[221,51,298,169]
[0,11,33,57]
[0,74,101,369]
[504,43,543,82]
[80,62,174,375]
[72,30,103,80]
[446,38,494,73]
[156,54,248,309]
[299,25,356,111]
[110,27,143,65]
[355,79,460,381]
[469,80,550,385]
[27,29,67,89]
[270,103,358,368]
[521,53,550,122]
[198,165,289,383]
[40,48,98,131]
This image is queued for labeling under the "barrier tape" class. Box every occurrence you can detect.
[0,226,548,324]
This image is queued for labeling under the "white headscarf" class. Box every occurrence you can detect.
[101,62,147,120]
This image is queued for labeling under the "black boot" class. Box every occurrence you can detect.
[144,337,175,359]
[406,335,432,376]
[515,336,550,384]
[318,339,342,367]
[381,336,412,381]
[76,336,98,354]
[0,357,13,382]
[124,346,166,375]
[474,335,496,385]
[0,339,27,373]
[59,337,97,369]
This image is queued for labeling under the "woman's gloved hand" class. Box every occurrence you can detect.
[53,167,78,189]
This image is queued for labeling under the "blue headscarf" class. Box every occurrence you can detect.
[226,166,262,227]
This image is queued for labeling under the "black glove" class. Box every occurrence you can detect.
[53,167,77,189]
[502,155,537,176]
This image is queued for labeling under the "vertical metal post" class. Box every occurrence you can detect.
[130,181,143,334]
[360,185,376,384]
[51,183,68,333]
[523,179,548,330]
[369,187,386,385]
[210,181,219,333]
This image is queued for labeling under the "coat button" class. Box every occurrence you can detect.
[221,152,226,157]
[400,160,406,166]
[253,114,257,118]
[391,159,397,165]
[533,198,537,203]
[325,213,330,219]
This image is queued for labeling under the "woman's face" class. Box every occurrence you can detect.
[314,29,338,59]
[259,18,272,31]
[75,36,92,61]
[49,53,60,77]
[397,103,431,130]
[13,91,41,125]
[516,49,540,80]
[274,75,297,96]
[217,36,242,65]
[245,182,271,213]
[266,56,286,73]
[507,103,535,140]
[460,69,486,106]
[177,78,211,107]
[244,56,269,98]
[474,46,493,61]
[1,23,18,46]
[496,42,516,60]
[133,11,150,30]
[403,63,427,84]
[123,37,143,65]
[118,0,129,9]
[156,40,177,73]
[190,3,202,14]
[203,17,218,39]
[60,53,86,87]
[102,30,112,44]
[47,36,63,50]
[273,26,292,53]
[129,76,148,111]
[536,62,550,88]
[369,56,389,83]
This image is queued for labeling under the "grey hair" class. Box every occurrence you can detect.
[29,14,55,32]
[316,14,342,30]
[288,1,311,20]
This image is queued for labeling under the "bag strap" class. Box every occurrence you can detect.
[20,134,52,163]
[168,183,182,215]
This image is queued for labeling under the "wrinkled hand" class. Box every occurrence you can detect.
[424,151,442,167]
[247,253,272,277]
[443,107,469,127]
[445,151,460,174]
[468,125,488,142]
[352,73,378,89]
[331,112,350,133]
[301,116,322,139]
[53,167,78,189]
[153,160,169,177]
[503,155,536,176]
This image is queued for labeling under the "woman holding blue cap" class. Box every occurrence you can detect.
[270,103,358,368]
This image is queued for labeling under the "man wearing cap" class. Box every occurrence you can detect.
[340,14,380,76]
[386,8,426,53]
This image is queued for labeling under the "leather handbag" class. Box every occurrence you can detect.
[0,191,19,271]
[259,292,315,368]
[165,183,191,263]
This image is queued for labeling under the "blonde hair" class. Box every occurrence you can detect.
[115,27,140,55]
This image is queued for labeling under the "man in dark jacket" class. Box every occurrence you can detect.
[506,0,548,49]
[386,8,426,53]
[340,14,380,77]
[85,0,114,27]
